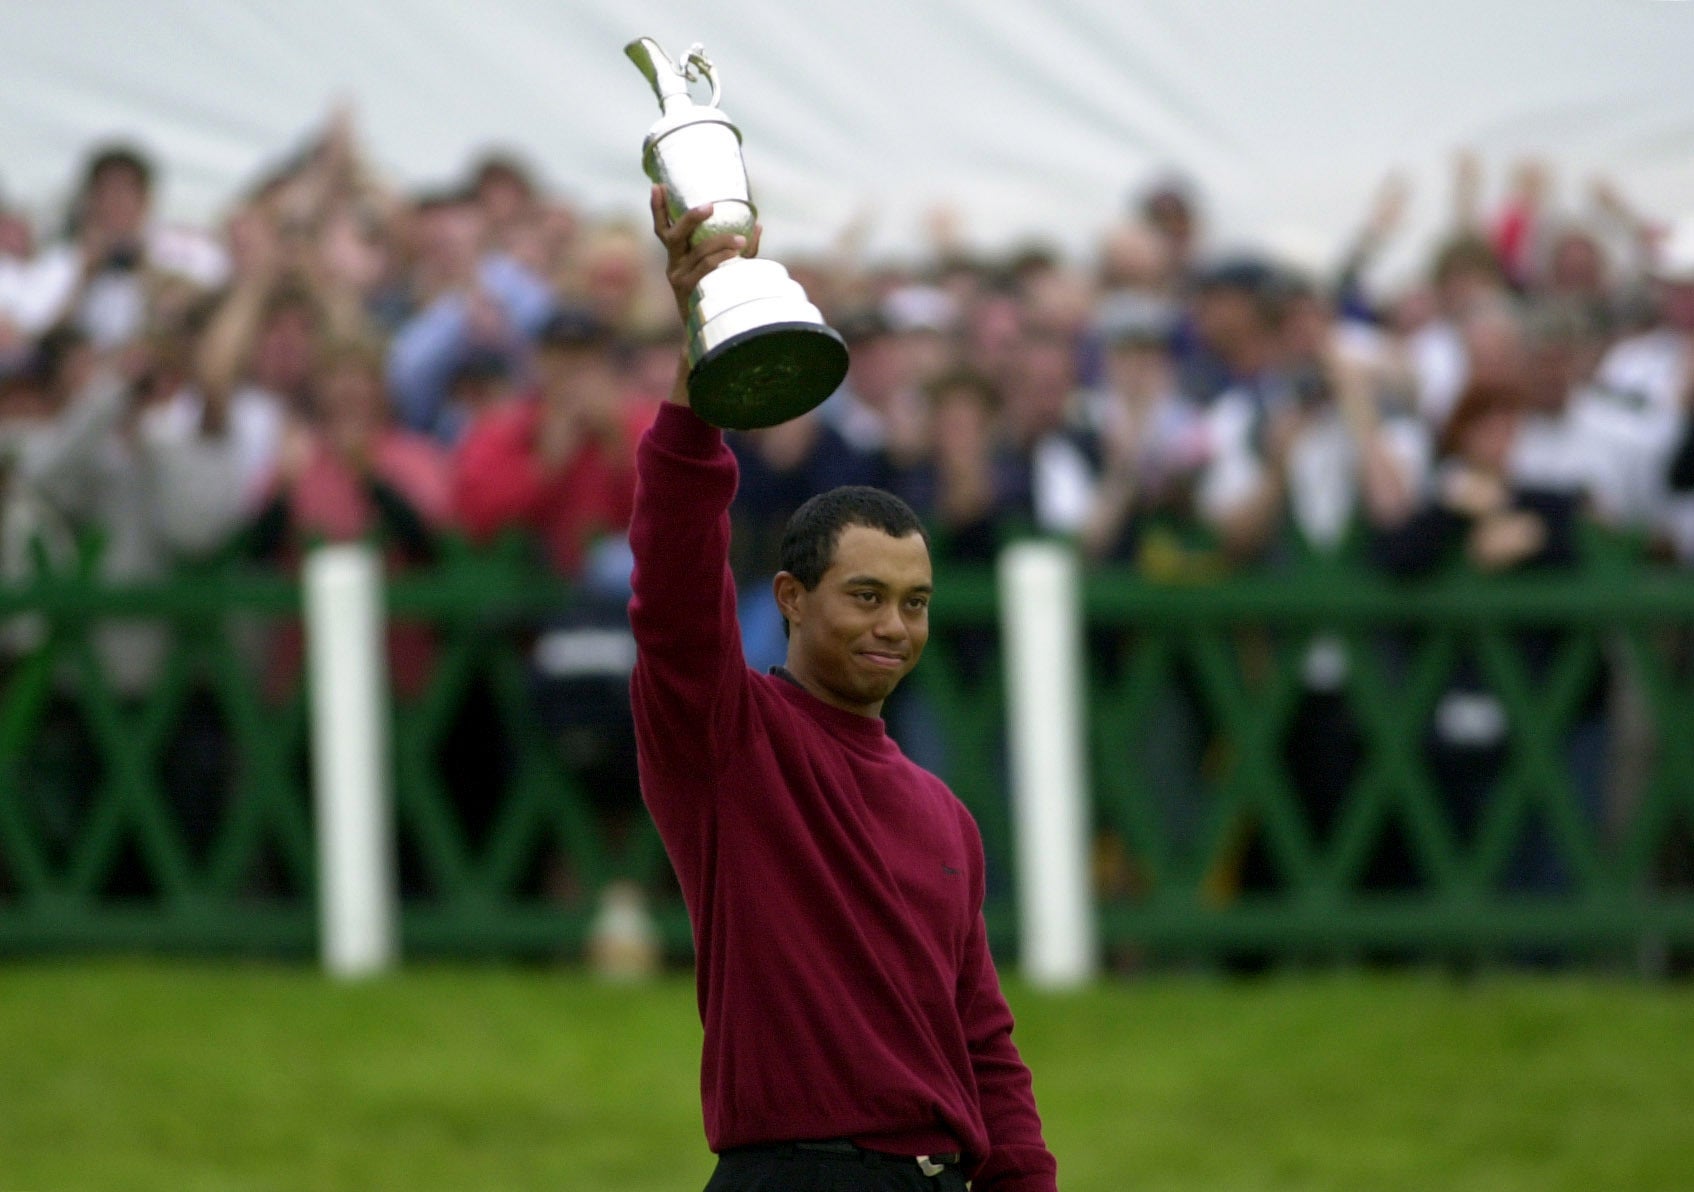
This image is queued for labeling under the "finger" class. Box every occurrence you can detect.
[668,234,745,290]
[674,246,746,291]
[649,186,670,237]
[666,203,716,253]
[673,241,747,291]
[677,231,745,268]
[744,223,763,258]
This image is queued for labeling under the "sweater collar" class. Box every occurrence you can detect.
[768,666,893,745]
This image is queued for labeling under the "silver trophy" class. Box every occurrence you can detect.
[627,37,848,430]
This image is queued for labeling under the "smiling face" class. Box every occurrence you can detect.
[775,524,933,718]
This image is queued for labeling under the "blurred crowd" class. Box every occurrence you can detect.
[3,110,1692,917]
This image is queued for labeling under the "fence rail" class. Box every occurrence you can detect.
[3,535,1693,963]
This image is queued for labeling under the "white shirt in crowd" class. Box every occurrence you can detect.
[1566,328,1694,557]
[0,224,228,347]
[1199,390,1432,552]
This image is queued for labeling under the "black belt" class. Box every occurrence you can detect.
[729,1138,963,1176]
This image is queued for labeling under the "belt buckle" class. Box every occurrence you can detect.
[917,1155,944,1177]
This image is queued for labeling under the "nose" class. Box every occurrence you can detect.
[872,600,908,642]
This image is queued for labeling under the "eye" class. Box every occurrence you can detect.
[854,590,879,604]
[907,596,930,613]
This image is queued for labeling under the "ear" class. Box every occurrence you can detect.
[772,571,805,631]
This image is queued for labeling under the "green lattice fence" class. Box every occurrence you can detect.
[3,536,1693,961]
[0,537,689,957]
[1079,547,1694,961]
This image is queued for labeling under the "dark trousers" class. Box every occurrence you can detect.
[705,1144,969,1191]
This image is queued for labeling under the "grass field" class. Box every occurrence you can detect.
[2,963,1691,1191]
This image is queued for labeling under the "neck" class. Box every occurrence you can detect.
[777,660,883,719]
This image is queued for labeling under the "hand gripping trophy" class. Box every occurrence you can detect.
[626,37,849,429]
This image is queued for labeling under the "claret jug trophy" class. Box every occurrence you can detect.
[626,37,849,429]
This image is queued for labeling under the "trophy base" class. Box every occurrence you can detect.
[688,322,848,430]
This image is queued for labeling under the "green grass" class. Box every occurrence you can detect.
[1,964,1690,1191]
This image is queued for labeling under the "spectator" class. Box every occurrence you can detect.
[189,210,330,501]
[1136,174,1204,287]
[1583,215,1694,549]
[0,341,78,606]
[2,144,225,349]
[444,347,518,433]
[957,273,1025,385]
[1407,234,1511,427]
[881,283,961,389]
[999,317,1101,537]
[1078,293,1209,566]
[1,325,253,885]
[1200,278,1426,564]
[813,307,927,492]
[452,306,657,894]
[1178,257,1285,406]
[901,367,1016,566]
[1198,282,1429,894]
[1376,381,1605,896]
[14,327,251,693]
[454,307,651,582]
[1508,298,1612,503]
[386,188,552,441]
[468,151,542,257]
[1097,220,1173,302]
[556,222,656,336]
[251,338,452,696]
[0,191,39,370]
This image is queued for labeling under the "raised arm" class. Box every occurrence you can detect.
[197,211,281,409]
[626,189,763,780]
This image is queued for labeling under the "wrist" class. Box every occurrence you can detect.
[665,351,691,407]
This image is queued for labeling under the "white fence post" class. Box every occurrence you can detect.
[998,540,1097,989]
[303,543,397,978]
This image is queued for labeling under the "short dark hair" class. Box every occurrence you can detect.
[30,324,90,391]
[470,151,536,196]
[779,486,929,591]
[536,305,612,351]
[1431,234,1502,288]
[83,144,154,195]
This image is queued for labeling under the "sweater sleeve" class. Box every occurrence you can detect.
[386,292,469,437]
[957,821,1058,1192]
[627,402,747,816]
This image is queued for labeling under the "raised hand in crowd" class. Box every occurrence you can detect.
[1467,506,1548,571]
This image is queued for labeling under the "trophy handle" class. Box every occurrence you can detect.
[681,43,722,108]
[626,37,723,111]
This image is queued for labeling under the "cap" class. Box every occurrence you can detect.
[881,285,957,334]
[1194,256,1279,297]
[833,306,893,345]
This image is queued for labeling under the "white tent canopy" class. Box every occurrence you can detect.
[2,0,1690,279]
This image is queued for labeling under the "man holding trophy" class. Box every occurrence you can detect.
[625,38,1058,1192]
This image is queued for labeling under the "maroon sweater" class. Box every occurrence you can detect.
[628,403,1056,1190]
